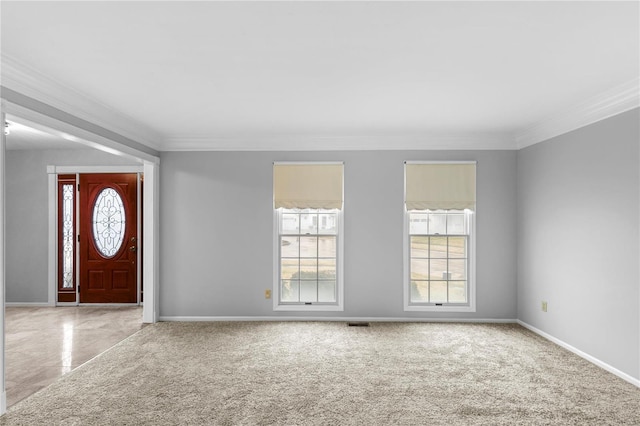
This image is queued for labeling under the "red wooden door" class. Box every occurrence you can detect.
[79,173,138,303]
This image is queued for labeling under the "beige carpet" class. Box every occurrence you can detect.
[1,322,639,425]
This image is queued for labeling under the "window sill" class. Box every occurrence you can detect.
[274,303,344,312]
[404,305,476,313]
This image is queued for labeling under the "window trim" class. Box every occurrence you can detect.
[273,208,344,312]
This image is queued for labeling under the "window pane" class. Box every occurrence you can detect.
[430,259,448,280]
[448,237,466,259]
[429,237,447,258]
[280,258,299,280]
[281,280,299,302]
[281,236,299,258]
[318,281,336,302]
[318,258,336,280]
[282,213,299,234]
[300,236,317,258]
[448,281,466,303]
[410,236,428,258]
[409,213,428,234]
[300,213,317,234]
[318,214,337,234]
[447,214,465,235]
[300,281,318,302]
[430,281,447,303]
[448,259,466,280]
[411,258,428,280]
[428,213,446,235]
[299,259,318,279]
[318,236,336,258]
[411,281,428,302]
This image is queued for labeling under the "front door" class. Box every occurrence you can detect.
[79,173,138,303]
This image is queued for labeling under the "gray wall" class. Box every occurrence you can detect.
[160,150,517,319]
[517,108,640,380]
[5,149,140,303]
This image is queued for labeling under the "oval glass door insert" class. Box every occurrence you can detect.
[92,187,126,258]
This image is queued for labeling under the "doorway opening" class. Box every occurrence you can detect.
[56,172,143,304]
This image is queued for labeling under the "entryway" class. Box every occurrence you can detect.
[57,172,141,304]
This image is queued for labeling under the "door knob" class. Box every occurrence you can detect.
[129,246,137,252]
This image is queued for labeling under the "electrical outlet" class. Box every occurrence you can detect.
[265,289,272,299]
[541,301,548,312]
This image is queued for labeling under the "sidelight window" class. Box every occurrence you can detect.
[58,174,77,302]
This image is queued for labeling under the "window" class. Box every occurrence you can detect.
[408,210,472,305]
[277,208,340,305]
[404,162,476,312]
[58,174,77,303]
[273,162,344,311]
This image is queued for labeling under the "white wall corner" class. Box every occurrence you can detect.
[516,78,640,149]
[1,53,164,152]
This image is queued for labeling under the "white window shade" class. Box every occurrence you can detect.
[405,163,476,211]
[274,163,344,210]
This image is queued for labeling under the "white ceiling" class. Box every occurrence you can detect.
[1,1,638,151]
[4,119,89,150]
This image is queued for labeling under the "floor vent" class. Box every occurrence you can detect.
[347,322,370,327]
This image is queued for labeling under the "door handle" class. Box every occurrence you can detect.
[129,246,137,252]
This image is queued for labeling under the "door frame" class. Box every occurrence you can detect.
[49,167,144,306]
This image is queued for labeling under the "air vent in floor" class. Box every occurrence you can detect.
[347,322,370,327]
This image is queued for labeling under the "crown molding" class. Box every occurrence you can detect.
[159,132,516,151]
[2,52,636,152]
[515,77,640,149]
[0,53,163,151]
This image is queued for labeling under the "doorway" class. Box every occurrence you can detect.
[56,172,142,304]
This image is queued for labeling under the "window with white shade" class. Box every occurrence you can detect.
[273,162,344,311]
[404,162,476,312]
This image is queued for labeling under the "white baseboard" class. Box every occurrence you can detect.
[6,302,141,308]
[5,302,54,307]
[517,320,640,388]
[159,316,517,323]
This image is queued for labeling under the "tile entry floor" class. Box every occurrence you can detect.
[5,306,144,407]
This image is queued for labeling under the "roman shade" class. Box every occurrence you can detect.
[274,163,344,210]
[405,162,476,211]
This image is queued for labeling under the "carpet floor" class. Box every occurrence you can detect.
[1,322,639,425]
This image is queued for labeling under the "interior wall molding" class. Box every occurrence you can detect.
[159,133,517,152]
[5,302,53,307]
[159,316,517,323]
[0,53,163,151]
[515,77,640,149]
[3,52,637,152]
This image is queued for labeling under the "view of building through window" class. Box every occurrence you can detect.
[409,210,470,304]
[279,209,338,304]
